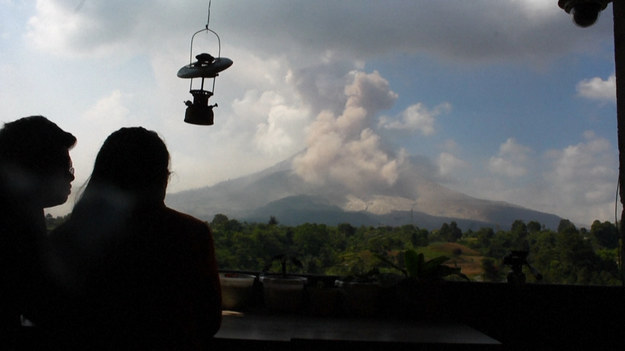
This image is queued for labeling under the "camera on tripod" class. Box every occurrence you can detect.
[503,250,543,285]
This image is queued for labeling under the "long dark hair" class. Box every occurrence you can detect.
[72,127,170,217]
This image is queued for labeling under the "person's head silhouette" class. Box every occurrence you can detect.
[81,127,170,208]
[0,116,76,208]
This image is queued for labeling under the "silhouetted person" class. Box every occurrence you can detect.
[0,116,76,347]
[48,127,221,350]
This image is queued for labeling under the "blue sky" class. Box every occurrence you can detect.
[0,0,619,226]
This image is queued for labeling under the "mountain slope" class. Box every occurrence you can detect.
[166,157,562,230]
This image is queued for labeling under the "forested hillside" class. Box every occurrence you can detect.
[45,213,621,285]
[208,214,621,285]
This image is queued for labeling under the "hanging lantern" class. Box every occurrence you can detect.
[177,3,232,125]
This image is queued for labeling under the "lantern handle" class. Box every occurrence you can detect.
[188,0,221,64]
[189,27,221,64]
[187,28,221,95]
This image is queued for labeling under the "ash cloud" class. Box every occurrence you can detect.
[293,70,408,195]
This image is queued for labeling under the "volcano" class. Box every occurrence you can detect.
[166,155,561,230]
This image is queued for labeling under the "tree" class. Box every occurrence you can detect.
[211,213,229,229]
[292,224,340,274]
[251,224,287,264]
[486,230,514,258]
[225,218,243,232]
[527,221,542,234]
[410,227,429,247]
[590,220,619,249]
[510,220,528,238]
[510,220,529,251]
[481,258,502,282]
[338,223,356,237]
[475,227,494,249]
[440,221,462,242]
[45,213,69,230]
[293,223,330,257]
[268,216,279,225]
[557,219,577,234]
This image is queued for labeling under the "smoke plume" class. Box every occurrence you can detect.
[292,70,405,195]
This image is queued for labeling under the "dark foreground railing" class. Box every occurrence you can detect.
[219,270,625,350]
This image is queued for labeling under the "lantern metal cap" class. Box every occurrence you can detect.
[177,53,233,79]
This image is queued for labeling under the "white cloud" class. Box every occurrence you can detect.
[542,131,617,223]
[252,92,309,156]
[25,0,177,58]
[24,0,612,66]
[576,74,616,103]
[26,1,85,56]
[379,102,451,135]
[217,1,605,65]
[83,90,130,125]
[437,152,468,179]
[488,138,532,177]
[464,132,617,226]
